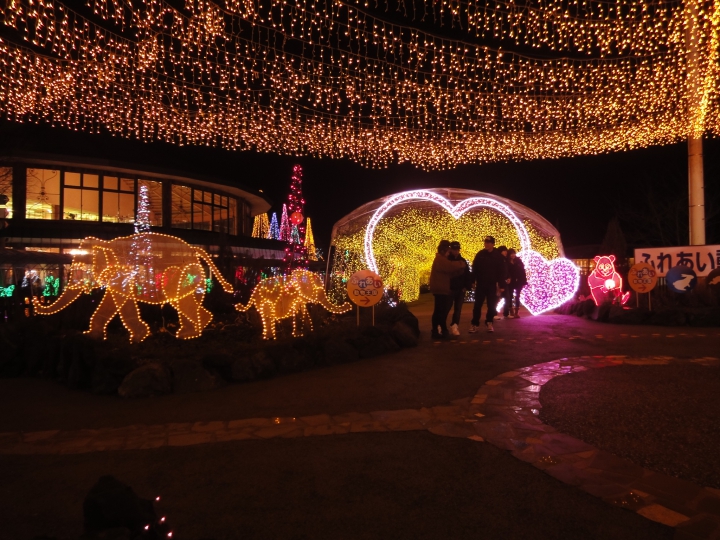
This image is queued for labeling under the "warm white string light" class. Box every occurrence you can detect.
[0,0,718,169]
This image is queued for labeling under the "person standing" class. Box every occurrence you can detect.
[469,236,507,333]
[506,248,527,318]
[495,245,512,319]
[448,241,471,336]
[429,239,468,339]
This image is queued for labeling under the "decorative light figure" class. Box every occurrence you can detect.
[268,213,280,240]
[358,189,578,314]
[587,255,630,306]
[235,269,351,340]
[33,232,234,342]
[252,213,270,239]
[305,217,317,261]
[279,204,291,242]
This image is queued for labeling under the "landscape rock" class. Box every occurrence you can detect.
[352,326,401,359]
[390,321,418,348]
[83,476,156,538]
[323,337,360,365]
[91,350,136,395]
[230,358,256,382]
[250,350,277,378]
[118,363,172,398]
[170,358,223,394]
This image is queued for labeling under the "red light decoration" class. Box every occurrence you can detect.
[588,255,630,306]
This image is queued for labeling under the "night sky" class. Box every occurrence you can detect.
[1,120,718,252]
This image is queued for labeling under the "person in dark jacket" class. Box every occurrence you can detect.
[469,236,507,333]
[447,241,471,336]
[429,239,467,339]
[496,245,513,319]
[506,248,528,318]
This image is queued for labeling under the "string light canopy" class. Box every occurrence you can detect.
[0,0,718,169]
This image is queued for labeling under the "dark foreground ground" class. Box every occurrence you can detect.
[540,363,720,489]
[1,296,718,539]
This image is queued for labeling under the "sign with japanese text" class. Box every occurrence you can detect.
[634,245,720,277]
[347,269,384,307]
[627,262,658,293]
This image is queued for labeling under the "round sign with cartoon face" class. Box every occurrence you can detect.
[627,262,658,293]
[666,264,697,294]
[347,270,384,307]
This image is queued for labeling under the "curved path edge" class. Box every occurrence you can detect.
[470,355,720,539]
[3,356,720,537]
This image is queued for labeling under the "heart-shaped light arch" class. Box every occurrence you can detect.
[362,189,579,315]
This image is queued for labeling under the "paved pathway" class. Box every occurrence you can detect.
[4,354,720,538]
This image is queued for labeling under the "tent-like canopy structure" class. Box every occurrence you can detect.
[329,188,565,302]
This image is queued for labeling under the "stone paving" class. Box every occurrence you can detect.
[3,355,720,538]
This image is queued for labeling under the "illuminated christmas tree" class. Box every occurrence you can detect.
[290,225,301,245]
[269,212,280,240]
[252,213,270,238]
[131,183,156,297]
[282,165,309,267]
[279,204,291,242]
[305,217,317,261]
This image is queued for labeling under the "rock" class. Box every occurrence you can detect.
[323,337,360,365]
[230,358,256,382]
[608,306,649,325]
[250,350,277,378]
[170,359,223,393]
[118,363,171,398]
[201,352,236,380]
[390,321,418,348]
[590,302,612,322]
[91,350,136,395]
[352,326,400,359]
[649,309,686,326]
[266,343,305,373]
[83,476,156,538]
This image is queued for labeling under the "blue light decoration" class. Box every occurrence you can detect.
[269,212,280,240]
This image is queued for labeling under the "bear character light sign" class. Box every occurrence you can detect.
[587,255,630,306]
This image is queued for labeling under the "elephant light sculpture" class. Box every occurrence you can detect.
[235,269,351,339]
[34,233,233,342]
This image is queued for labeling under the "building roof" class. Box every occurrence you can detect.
[0,151,272,216]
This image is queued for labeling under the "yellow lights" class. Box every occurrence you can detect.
[235,269,351,339]
[304,217,317,261]
[252,213,270,239]
[0,0,718,169]
[330,189,562,302]
[33,232,233,342]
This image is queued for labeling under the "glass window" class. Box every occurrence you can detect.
[0,167,12,219]
[64,184,99,221]
[84,174,99,188]
[229,198,237,235]
[102,176,135,223]
[103,176,118,190]
[26,168,61,220]
[171,184,192,229]
[64,172,81,186]
[137,179,162,227]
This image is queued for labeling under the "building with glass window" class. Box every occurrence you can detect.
[0,152,283,258]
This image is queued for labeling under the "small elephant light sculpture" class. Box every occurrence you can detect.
[34,233,233,342]
[235,269,351,339]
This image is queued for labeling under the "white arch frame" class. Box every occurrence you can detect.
[363,189,532,273]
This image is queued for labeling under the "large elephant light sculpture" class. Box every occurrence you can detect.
[34,233,233,342]
[236,269,351,339]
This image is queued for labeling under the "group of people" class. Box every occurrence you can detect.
[429,236,527,339]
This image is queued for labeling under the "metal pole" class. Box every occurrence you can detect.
[685,0,706,245]
[688,137,706,245]
[372,305,375,326]
[356,305,360,326]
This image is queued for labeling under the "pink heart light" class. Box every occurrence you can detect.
[519,250,580,315]
[362,190,579,316]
